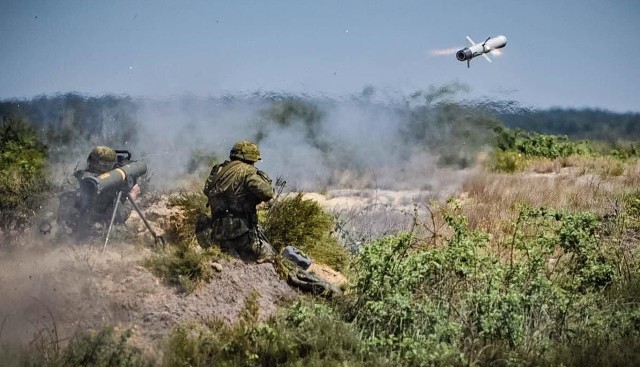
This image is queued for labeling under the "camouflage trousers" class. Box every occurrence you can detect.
[196,215,276,261]
[211,222,276,261]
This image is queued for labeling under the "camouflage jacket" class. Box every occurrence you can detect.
[203,159,274,227]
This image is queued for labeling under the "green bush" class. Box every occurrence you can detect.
[0,115,51,235]
[163,298,385,367]
[144,242,221,293]
[490,150,527,172]
[263,193,349,270]
[494,127,592,159]
[55,327,150,367]
[142,191,222,293]
[342,202,637,366]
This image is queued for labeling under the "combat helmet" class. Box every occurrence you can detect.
[230,140,261,163]
[87,146,117,173]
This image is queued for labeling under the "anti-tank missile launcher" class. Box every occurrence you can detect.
[80,160,147,195]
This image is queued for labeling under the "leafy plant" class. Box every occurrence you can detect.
[0,115,51,235]
[163,299,385,367]
[494,127,593,159]
[341,201,638,366]
[262,193,349,270]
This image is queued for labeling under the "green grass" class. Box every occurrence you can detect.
[143,242,222,293]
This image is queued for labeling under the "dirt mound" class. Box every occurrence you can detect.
[0,241,297,353]
[125,194,178,239]
[0,191,356,356]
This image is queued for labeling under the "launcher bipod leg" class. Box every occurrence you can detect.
[102,190,166,255]
[125,192,166,250]
[102,190,123,254]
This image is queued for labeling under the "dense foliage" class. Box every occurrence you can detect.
[499,107,640,142]
[490,127,640,172]
[0,326,150,367]
[494,127,592,159]
[163,297,385,367]
[0,115,51,234]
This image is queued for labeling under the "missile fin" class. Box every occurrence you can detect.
[465,36,476,46]
[482,53,492,63]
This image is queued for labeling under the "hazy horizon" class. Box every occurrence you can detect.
[2,0,639,113]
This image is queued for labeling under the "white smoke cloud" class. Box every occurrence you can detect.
[132,92,475,196]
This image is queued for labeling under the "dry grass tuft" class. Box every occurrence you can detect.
[460,164,634,241]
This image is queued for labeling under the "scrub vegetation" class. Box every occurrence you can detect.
[2,93,640,366]
[0,115,51,238]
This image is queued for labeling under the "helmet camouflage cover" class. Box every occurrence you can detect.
[87,146,117,173]
[230,140,261,162]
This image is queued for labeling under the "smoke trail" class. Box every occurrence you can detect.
[430,48,457,56]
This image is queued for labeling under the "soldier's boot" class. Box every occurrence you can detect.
[252,227,276,263]
[255,241,276,263]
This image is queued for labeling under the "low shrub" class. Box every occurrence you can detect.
[0,326,150,367]
[163,298,385,367]
[0,115,51,235]
[55,327,151,367]
[143,242,221,293]
[490,150,527,172]
[263,193,349,271]
[495,127,592,159]
[166,191,210,246]
[342,201,638,366]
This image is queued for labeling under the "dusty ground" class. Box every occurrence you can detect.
[0,240,296,354]
[0,187,450,356]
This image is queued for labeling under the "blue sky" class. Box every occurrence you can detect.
[1,0,639,112]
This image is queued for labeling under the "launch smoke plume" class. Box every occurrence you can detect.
[1,86,502,196]
[133,87,494,193]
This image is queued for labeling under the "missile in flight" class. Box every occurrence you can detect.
[456,35,507,68]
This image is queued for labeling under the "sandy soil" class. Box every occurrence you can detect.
[0,241,296,353]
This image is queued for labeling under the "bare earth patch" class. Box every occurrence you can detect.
[0,241,297,355]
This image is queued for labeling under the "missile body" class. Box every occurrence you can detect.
[456,35,507,66]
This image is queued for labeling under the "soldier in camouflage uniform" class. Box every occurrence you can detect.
[203,141,276,260]
[57,146,140,238]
